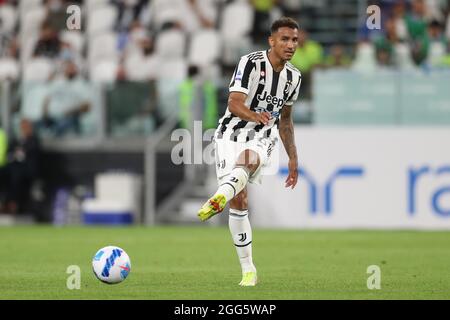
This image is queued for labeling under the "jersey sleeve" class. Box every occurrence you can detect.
[229,56,256,95]
[285,75,302,106]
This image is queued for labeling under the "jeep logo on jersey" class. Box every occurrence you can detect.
[256,91,284,108]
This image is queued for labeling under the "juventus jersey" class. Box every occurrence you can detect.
[215,50,302,143]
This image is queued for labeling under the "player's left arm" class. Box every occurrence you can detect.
[279,105,298,189]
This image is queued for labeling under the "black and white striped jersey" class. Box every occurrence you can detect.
[215,50,302,143]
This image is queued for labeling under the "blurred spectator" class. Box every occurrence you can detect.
[440,42,450,67]
[324,45,352,68]
[291,29,323,72]
[405,0,430,64]
[374,18,401,66]
[181,0,217,33]
[179,65,218,130]
[290,29,323,99]
[0,119,41,215]
[425,19,449,66]
[37,60,91,136]
[392,1,408,41]
[112,0,149,32]
[405,0,429,39]
[0,36,19,81]
[124,36,159,81]
[33,20,62,59]
[0,127,6,167]
[250,0,280,45]
[119,20,150,54]
[149,0,184,32]
[424,0,447,23]
[280,0,301,17]
[44,0,68,32]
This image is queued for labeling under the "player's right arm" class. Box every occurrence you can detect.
[228,55,270,125]
[228,92,270,125]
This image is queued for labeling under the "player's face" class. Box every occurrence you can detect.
[269,27,299,61]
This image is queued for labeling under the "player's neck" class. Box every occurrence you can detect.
[267,49,286,72]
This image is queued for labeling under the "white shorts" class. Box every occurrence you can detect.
[214,136,279,185]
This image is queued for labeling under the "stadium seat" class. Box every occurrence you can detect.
[446,14,450,40]
[427,42,446,67]
[148,0,181,31]
[90,60,118,83]
[188,29,221,67]
[88,32,118,68]
[82,172,142,225]
[87,5,118,36]
[220,0,253,39]
[20,6,46,38]
[394,43,416,70]
[22,57,54,82]
[157,58,187,81]
[124,53,160,81]
[155,29,186,59]
[85,0,111,13]
[60,30,85,55]
[156,58,187,118]
[219,1,253,65]
[20,35,38,66]
[0,58,20,81]
[351,42,376,72]
[19,0,42,16]
[0,4,18,34]
[19,82,49,121]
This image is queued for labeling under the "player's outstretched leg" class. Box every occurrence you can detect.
[197,166,249,221]
[198,150,259,222]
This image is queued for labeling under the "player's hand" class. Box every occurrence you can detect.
[252,111,271,125]
[285,159,298,189]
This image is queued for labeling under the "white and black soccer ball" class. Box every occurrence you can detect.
[92,246,131,284]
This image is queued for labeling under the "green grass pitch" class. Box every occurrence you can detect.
[1,226,449,299]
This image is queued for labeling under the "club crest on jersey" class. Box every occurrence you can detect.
[257,91,284,108]
[284,80,292,94]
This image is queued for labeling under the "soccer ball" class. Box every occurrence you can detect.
[92,246,131,284]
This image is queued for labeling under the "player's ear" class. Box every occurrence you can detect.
[268,35,274,48]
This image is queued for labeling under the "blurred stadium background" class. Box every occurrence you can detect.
[0,0,449,229]
[2,0,450,301]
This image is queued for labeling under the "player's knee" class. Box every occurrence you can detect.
[236,150,260,174]
[230,189,248,210]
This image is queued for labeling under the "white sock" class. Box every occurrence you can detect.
[229,208,256,274]
[215,167,249,202]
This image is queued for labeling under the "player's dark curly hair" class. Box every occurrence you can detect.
[270,17,299,34]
